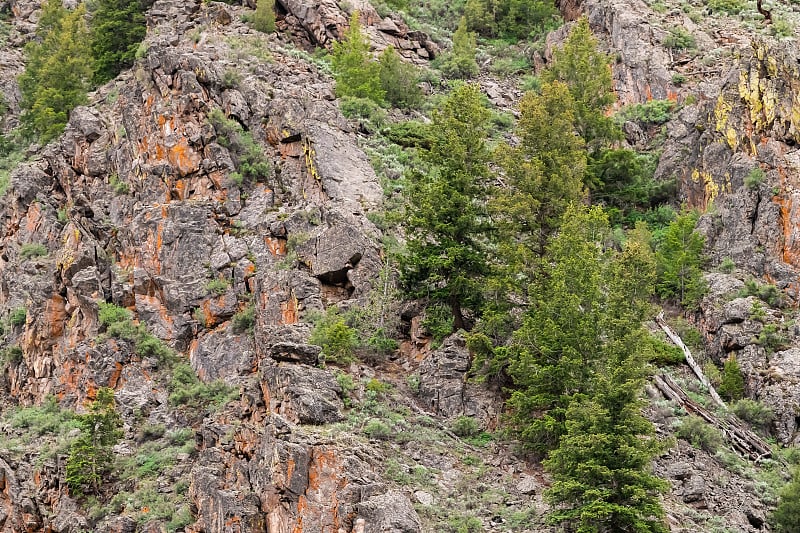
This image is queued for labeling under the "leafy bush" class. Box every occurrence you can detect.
[675,415,723,453]
[231,304,255,333]
[206,278,229,296]
[647,335,685,365]
[707,0,746,14]
[339,96,387,127]
[384,120,434,149]
[20,243,48,259]
[251,0,275,33]
[97,302,175,364]
[332,12,384,103]
[1,345,23,366]
[168,363,237,410]
[663,27,696,50]
[617,99,675,125]
[732,398,774,434]
[309,307,359,364]
[208,108,271,184]
[757,324,788,354]
[451,415,480,437]
[421,304,454,345]
[9,307,27,326]
[363,418,392,439]
[719,355,745,402]
[745,168,765,190]
[437,17,478,79]
[719,257,736,273]
[738,278,783,307]
[8,395,78,435]
[365,378,392,395]
[378,46,423,109]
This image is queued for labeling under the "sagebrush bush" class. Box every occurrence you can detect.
[20,243,48,259]
[451,415,480,437]
[732,398,774,434]
[676,415,723,453]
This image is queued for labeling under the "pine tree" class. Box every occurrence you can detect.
[252,0,276,34]
[542,17,620,153]
[89,0,147,83]
[506,205,609,454]
[18,0,93,142]
[378,46,422,109]
[402,83,491,332]
[773,469,800,533]
[522,222,668,531]
[331,12,383,103]
[492,81,586,262]
[655,210,707,309]
[65,387,122,495]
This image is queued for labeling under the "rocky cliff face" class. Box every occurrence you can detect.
[3,0,800,530]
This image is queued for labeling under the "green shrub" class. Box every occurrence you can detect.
[334,370,355,407]
[251,0,275,33]
[750,300,767,322]
[109,173,130,194]
[1,345,23,366]
[66,387,122,495]
[732,398,774,434]
[136,423,166,442]
[332,12,384,103]
[671,73,687,86]
[738,279,783,307]
[421,303,454,346]
[675,415,723,453]
[222,69,242,89]
[365,378,391,395]
[773,17,794,38]
[8,395,78,435]
[745,168,765,190]
[309,307,359,364]
[206,278,229,296]
[378,46,423,109]
[773,469,800,531]
[719,257,735,273]
[719,354,745,402]
[663,27,696,50]
[647,335,685,365]
[208,108,272,184]
[451,415,480,437]
[20,243,48,259]
[757,324,788,353]
[448,515,483,533]
[231,304,255,333]
[97,302,176,364]
[707,0,746,14]
[339,96,387,126]
[9,307,27,326]
[363,418,392,439]
[438,17,479,79]
[169,363,237,410]
[617,99,675,125]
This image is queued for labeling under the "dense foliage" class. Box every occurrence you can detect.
[90,0,147,83]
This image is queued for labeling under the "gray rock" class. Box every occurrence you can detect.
[417,334,470,417]
[261,363,343,424]
[356,491,422,533]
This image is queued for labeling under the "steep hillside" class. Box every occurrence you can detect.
[2,0,800,531]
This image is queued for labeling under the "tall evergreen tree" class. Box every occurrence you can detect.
[18,0,93,142]
[492,81,586,262]
[542,17,620,154]
[66,387,123,495]
[506,205,609,454]
[773,469,800,533]
[402,83,491,332]
[655,210,707,309]
[331,11,383,103]
[89,0,147,84]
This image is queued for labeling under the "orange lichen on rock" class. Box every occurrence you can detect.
[281,294,299,324]
[168,138,201,177]
[44,294,67,338]
[265,236,287,256]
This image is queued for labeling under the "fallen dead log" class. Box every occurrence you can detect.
[656,312,726,409]
[653,373,774,462]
